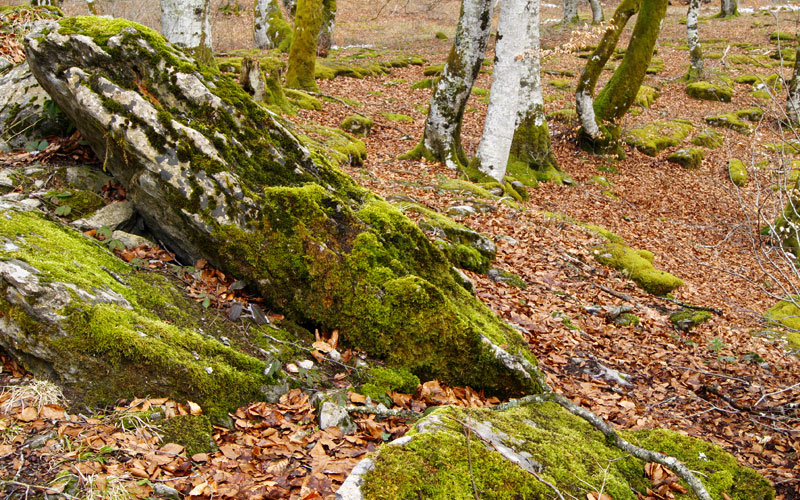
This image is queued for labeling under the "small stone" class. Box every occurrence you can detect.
[318,401,356,434]
[328,349,342,362]
[219,336,230,346]
[204,366,213,374]
[72,200,135,231]
[153,484,182,500]
[286,363,299,373]
[496,235,519,246]
[250,303,269,325]
[0,57,12,74]
[447,205,476,217]
[298,359,314,370]
[65,165,113,192]
[0,168,15,188]
[24,166,44,176]
[0,138,10,154]
[227,302,243,321]
[111,230,153,249]
[19,198,41,210]
[33,179,44,188]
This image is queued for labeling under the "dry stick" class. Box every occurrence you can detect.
[304,90,413,136]
[658,296,723,316]
[344,405,420,419]
[755,382,800,408]
[0,479,79,500]
[674,365,750,384]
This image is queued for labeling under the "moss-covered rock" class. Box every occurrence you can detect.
[350,401,773,500]
[705,112,752,134]
[685,80,734,102]
[770,47,796,62]
[736,107,764,121]
[691,129,723,149]
[764,298,800,348]
[24,16,543,396]
[729,159,748,186]
[284,88,322,110]
[670,309,712,331]
[340,114,373,137]
[667,147,705,169]
[635,85,659,108]
[358,366,420,404]
[314,57,389,80]
[45,188,106,221]
[158,415,216,456]
[593,242,683,295]
[614,313,640,326]
[548,78,571,89]
[423,62,445,76]
[382,112,413,122]
[624,119,694,156]
[770,31,796,42]
[410,78,435,90]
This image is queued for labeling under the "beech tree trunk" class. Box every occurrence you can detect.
[317,0,336,57]
[788,46,800,125]
[686,0,703,80]
[575,0,640,139]
[509,0,560,185]
[402,0,493,170]
[160,0,213,65]
[31,0,62,6]
[719,0,737,17]
[588,0,603,23]
[562,0,579,23]
[254,0,293,51]
[86,0,100,14]
[285,0,322,90]
[474,0,529,182]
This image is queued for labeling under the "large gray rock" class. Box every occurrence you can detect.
[71,200,135,231]
[22,17,542,396]
[0,63,73,148]
[0,200,285,423]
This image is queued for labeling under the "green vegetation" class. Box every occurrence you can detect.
[382,112,413,122]
[691,129,723,148]
[685,80,733,102]
[593,242,684,295]
[359,366,420,403]
[705,113,752,134]
[340,114,374,136]
[158,415,216,456]
[765,298,800,348]
[670,309,712,331]
[729,159,748,186]
[635,85,659,108]
[667,148,705,169]
[624,120,694,156]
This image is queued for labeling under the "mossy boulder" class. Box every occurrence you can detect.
[705,113,752,134]
[691,129,723,148]
[0,203,285,423]
[410,78,435,90]
[729,159,748,186]
[423,63,445,76]
[635,85,659,108]
[23,17,542,396]
[764,298,800,348]
[340,114,373,137]
[314,57,389,80]
[593,242,683,295]
[667,147,705,169]
[284,88,322,110]
[624,120,694,156]
[358,366,420,404]
[670,309,712,332]
[548,78,571,89]
[685,80,734,102]
[382,112,413,122]
[341,401,774,500]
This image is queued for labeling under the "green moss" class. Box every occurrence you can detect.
[670,309,712,331]
[769,31,796,41]
[635,85,659,108]
[411,78,435,90]
[285,0,322,90]
[437,179,499,200]
[382,112,413,122]
[423,63,445,76]
[667,148,705,169]
[284,88,322,110]
[491,269,527,289]
[691,129,723,148]
[593,242,683,295]
[359,366,420,403]
[685,80,734,102]
[549,78,571,89]
[362,402,773,500]
[471,87,489,96]
[765,298,800,348]
[737,107,764,121]
[615,313,640,326]
[624,119,694,156]
[45,189,106,220]
[314,58,388,80]
[729,159,748,186]
[158,415,216,456]
[547,108,577,122]
[646,57,664,74]
[751,89,771,100]
[340,114,373,136]
[434,31,448,40]
[705,113,752,134]
[771,47,796,62]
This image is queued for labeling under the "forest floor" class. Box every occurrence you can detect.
[2,0,800,499]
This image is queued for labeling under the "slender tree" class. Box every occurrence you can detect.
[317,0,336,57]
[719,0,737,18]
[160,0,214,65]
[86,0,100,14]
[30,0,62,6]
[588,0,603,24]
[254,0,293,51]
[686,0,703,80]
[562,0,579,24]
[402,0,493,169]
[787,45,800,125]
[285,0,322,90]
[576,0,667,148]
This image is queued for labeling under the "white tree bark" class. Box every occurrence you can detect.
[160,0,213,63]
[562,0,579,23]
[86,0,99,14]
[517,0,543,127]
[788,47,800,125]
[687,0,703,78]
[720,0,737,17]
[254,0,281,49]
[418,0,493,169]
[588,0,603,23]
[475,0,529,182]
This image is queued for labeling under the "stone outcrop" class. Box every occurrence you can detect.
[21,16,542,396]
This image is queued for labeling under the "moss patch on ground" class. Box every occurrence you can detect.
[729,159,748,186]
[691,129,723,148]
[624,120,694,156]
[593,242,683,295]
[705,113,752,134]
[685,80,734,102]
[765,298,800,348]
[667,148,705,169]
[158,415,217,456]
[670,309,712,331]
[358,366,420,404]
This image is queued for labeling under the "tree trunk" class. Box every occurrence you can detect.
[240,57,266,101]
[282,0,297,18]
[160,0,214,65]
[317,0,336,57]
[588,0,603,23]
[562,0,579,24]
[686,0,703,80]
[508,0,561,185]
[286,0,322,90]
[575,0,640,139]
[787,46,800,125]
[474,0,529,182]
[86,0,100,14]
[719,0,737,17]
[402,0,493,170]
[593,0,667,122]
[31,0,62,6]
[254,0,293,51]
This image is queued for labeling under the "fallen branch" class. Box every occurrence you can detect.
[345,405,420,419]
[0,479,80,500]
[658,297,723,316]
